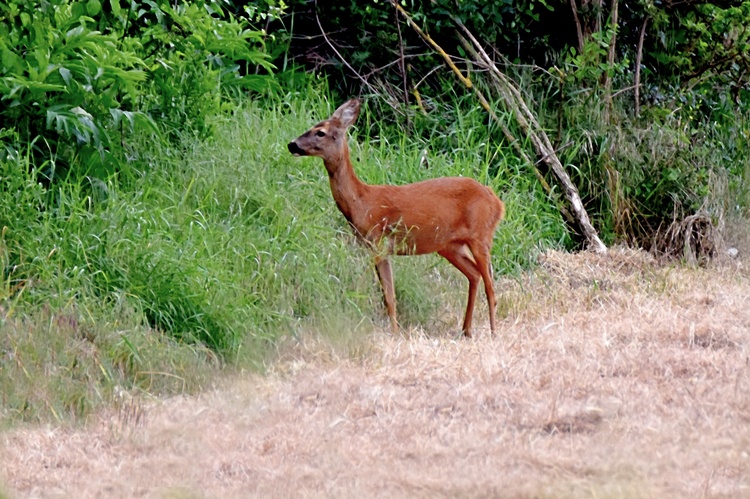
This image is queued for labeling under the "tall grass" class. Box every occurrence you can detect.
[0,89,568,423]
[530,68,750,250]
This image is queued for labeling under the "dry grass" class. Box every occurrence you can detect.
[2,248,750,498]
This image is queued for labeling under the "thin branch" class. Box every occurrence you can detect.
[289,29,348,41]
[361,52,432,80]
[610,84,640,100]
[634,16,648,117]
[414,64,447,89]
[393,2,410,126]
[389,0,474,89]
[535,141,574,166]
[314,0,400,113]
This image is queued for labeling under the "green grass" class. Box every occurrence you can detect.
[0,306,219,424]
[0,89,568,423]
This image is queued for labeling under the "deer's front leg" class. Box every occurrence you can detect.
[375,257,398,333]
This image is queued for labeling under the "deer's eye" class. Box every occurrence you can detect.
[315,130,326,137]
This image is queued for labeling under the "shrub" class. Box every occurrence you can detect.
[0,0,275,181]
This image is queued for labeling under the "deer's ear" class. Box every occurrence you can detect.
[332,99,361,128]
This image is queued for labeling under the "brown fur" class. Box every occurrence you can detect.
[288,99,504,337]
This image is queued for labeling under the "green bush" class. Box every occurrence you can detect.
[134,1,277,137]
[0,0,151,179]
[0,0,275,180]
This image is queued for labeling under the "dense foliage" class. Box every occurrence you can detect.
[0,0,274,180]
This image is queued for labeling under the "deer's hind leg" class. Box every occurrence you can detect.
[438,243,482,337]
[468,240,497,336]
[375,257,398,333]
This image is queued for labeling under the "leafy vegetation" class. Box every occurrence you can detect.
[0,0,274,180]
[0,87,564,422]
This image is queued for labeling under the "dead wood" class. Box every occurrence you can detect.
[454,20,607,254]
[653,212,719,264]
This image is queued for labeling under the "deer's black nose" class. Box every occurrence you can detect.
[287,141,307,156]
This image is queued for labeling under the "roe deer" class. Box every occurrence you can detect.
[287,99,505,337]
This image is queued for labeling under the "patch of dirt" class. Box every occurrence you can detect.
[3,249,750,498]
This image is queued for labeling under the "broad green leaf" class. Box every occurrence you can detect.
[109,0,122,19]
[86,0,102,17]
[6,76,64,94]
[59,67,72,86]
[1,49,21,74]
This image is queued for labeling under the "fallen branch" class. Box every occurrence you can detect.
[455,34,577,229]
[454,20,607,254]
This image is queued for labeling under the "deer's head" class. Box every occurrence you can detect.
[287,99,361,162]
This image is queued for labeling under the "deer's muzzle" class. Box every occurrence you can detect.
[287,141,307,156]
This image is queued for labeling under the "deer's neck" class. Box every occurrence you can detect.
[324,145,367,227]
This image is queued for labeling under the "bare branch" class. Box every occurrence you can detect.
[314,0,400,114]
[393,2,410,126]
[610,84,640,100]
[634,16,648,117]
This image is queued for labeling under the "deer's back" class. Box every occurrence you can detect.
[355,177,504,255]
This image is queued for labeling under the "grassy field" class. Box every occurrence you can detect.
[2,248,749,498]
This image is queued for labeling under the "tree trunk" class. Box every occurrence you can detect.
[393,1,410,128]
[570,0,585,53]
